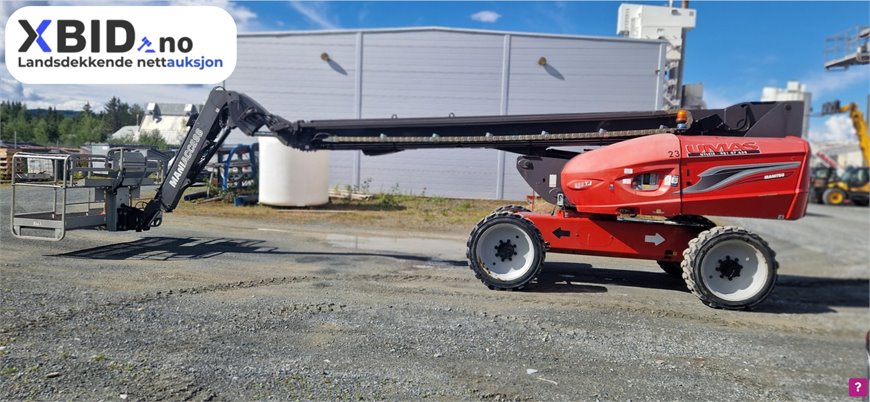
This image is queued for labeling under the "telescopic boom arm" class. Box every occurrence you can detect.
[109,87,804,232]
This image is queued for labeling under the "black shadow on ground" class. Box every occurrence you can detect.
[535,262,688,293]
[756,276,869,314]
[526,263,608,294]
[803,211,832,218]
[51,237,866,314]
[51,236,466,266]
[538,262,868,314]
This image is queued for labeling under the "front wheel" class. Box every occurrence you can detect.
[823,188,847,205]
[682,227,778,310]
[467,211,545,290]
[492,204,531,214]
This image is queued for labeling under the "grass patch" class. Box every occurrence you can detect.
[173,193,538,234]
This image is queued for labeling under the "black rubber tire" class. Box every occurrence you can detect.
[467,211,546,290]
[656,261,683,278]
[681,226,778,310]
[823,188,848,205]
[659,216,714,278]
[853,198,869,207]
[492,204,531,214]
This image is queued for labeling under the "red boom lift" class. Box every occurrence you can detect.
[11,88,810,309]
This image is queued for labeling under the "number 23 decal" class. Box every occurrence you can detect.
[667,150,681,158]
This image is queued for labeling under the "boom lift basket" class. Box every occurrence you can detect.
[11,150,165,240]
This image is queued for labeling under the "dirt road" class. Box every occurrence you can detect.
[1,189,867,401]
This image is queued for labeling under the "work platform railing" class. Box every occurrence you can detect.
[11,150,166,240]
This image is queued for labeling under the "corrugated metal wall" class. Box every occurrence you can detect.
[229,28,665,200]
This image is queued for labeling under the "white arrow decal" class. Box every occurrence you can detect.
[644,233,665,246]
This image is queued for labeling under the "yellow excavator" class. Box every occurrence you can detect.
[819,101,870,206]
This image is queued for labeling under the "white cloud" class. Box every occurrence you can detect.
[702,90,736,109]
[166,0,259,32]
[533,3,573,33]
[357,4,369,24]
[289,1,338,30]
[0,1,257,109]
[2,73,212,111]
[802,68,870,99]
[701,88,760,109]
[470,10,501,23]
[809,114,857,144]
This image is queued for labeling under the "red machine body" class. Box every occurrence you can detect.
[517,213,704,262]
[560,134,811,220]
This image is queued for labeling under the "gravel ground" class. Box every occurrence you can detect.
[0,187,867,401]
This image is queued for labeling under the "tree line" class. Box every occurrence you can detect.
[0,97,149,147]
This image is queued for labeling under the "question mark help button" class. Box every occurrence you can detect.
[850,378,868,397]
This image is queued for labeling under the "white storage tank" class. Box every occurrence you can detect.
[257,137,330,206]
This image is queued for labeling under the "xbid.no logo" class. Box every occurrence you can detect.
[5,6,236,84]
[18,19,193,54]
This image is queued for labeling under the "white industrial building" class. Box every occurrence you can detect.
[107,102,202,144]
[224,27,670,202]
[761,80,811,138]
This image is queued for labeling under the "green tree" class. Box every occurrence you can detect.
[113,129,167,150]
[73,113,103,145]
[45,107,60,145]
[58,117,74,145]
[130,104,144,126]
[102,96,130,136]
[2,97,146,147]
[1,101,33,144]
[61,103,103,146]
[138,129,167,149]
[32,118,49,145]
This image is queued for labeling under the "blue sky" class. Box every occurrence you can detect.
[1,1,868,143]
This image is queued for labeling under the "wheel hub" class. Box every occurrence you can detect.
[494,239,518,261]
[715,256,743,280]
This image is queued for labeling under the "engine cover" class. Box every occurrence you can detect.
[560,134,810,220]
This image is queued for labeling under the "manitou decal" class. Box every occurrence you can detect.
[168,128,204,189]
[683,162,800,194]
[764,173,786,180]
[685,142,760,157]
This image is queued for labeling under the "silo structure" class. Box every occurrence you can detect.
[258,138,330,206]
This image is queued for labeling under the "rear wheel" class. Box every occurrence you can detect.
[823,188,847,205]
[467,211,545,290]
[492,204,531,214]
[682,226,778,310]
